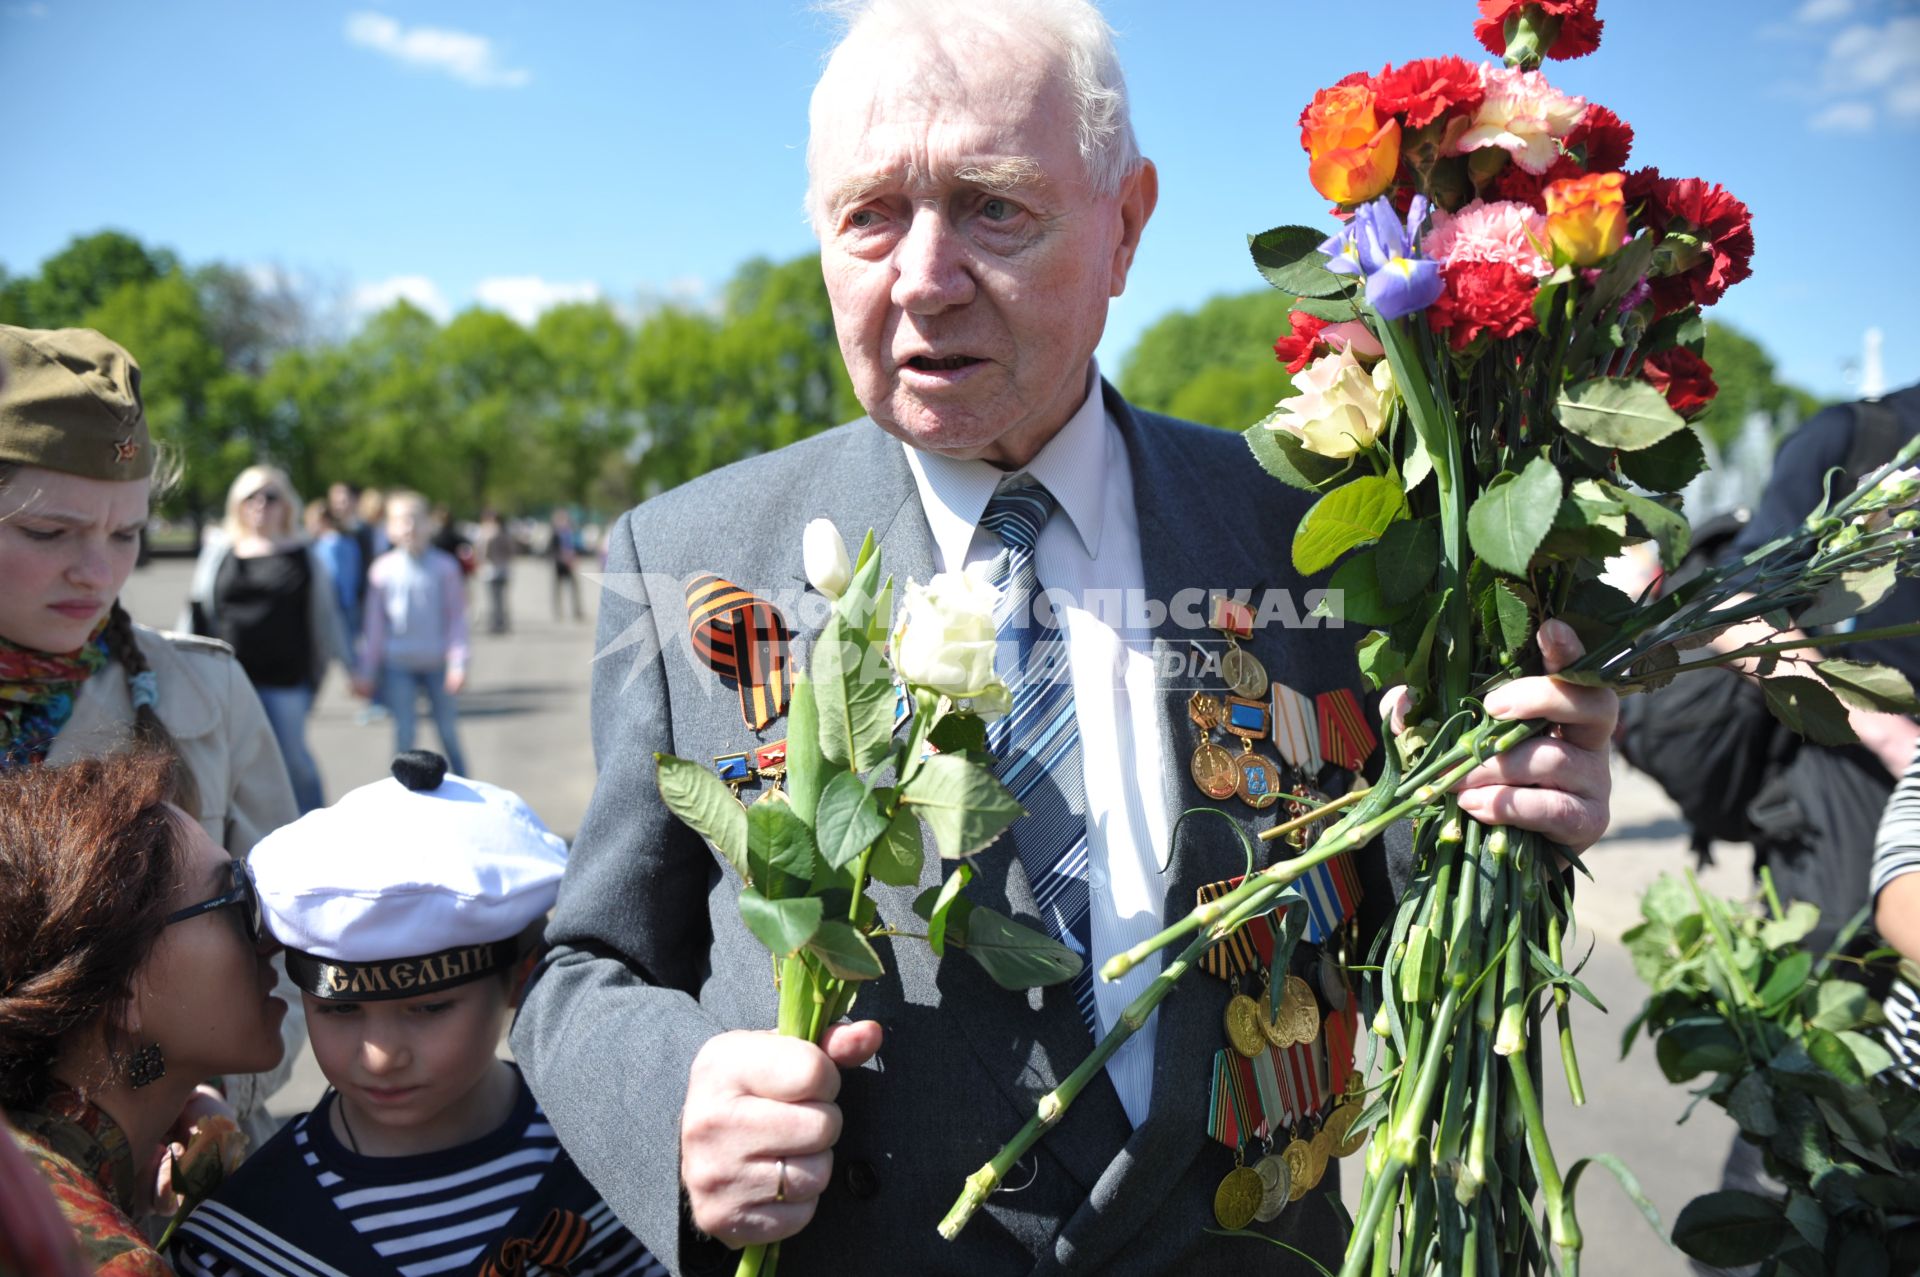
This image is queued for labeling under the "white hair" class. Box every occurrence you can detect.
[806,0,1141,218]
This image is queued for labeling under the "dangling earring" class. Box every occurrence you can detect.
[125,1043,166,1089]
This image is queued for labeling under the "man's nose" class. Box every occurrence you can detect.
[890,207,975,314]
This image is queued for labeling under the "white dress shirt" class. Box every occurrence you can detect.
[903,363,1172,1127]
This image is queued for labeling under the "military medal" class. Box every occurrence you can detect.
[1233,745,1283,810]
[1252,1152,1293,1223]
[712,751,753,788]
[1280,975,1321,1046]
[1214,1163,1264,1231]
[1259,972,1297,1048]
[1325,1100,1368,1159]
[1207,1050,1267,1228]
[1210,594,1270,700]
[1225,988,1267,1058]
[1187,693,1238,801]
[1282,1136,1314,1202]
[1307,1126,1334,1190]
[1195,878,1279,981]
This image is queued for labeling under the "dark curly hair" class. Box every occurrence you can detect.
[0,750,187,1106]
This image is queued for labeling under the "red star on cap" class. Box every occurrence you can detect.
[113,437,139,463]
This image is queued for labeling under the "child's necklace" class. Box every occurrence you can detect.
[337,1097,362,1153]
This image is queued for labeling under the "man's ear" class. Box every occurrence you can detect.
[1109,158,1159,298]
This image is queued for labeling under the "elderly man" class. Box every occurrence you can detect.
[514,2,1616,1274]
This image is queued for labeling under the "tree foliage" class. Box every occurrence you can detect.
[1117,289,1301,429]
[1697,321,1825,452]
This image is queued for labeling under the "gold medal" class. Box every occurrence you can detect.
[1225,993,1267,1058]
[1220,644,1270,700]
[1282,1138,1314,1202]
[1307,1128,1334,1190]
[1326,1102,1369,1158]
[1252,1152,1293,1223]
[1282,975,1321,1046]
[1234,744,1283,810]
[1213,1164,1264,1230]
[1191,741,1238,800]
[1259,973,1296,1048]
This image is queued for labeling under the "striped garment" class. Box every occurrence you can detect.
[1872,738,1920,1087]
[173,1075,663,1277]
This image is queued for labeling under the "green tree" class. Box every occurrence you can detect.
[1697,320,1824,452]
[10,231,179,329]
[530,302,637,510]
[1117,289,1300,429]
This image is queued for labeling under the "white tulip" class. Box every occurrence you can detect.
[803,517,852,600]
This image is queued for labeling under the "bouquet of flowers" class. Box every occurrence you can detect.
[942,2,1920,1273]
[655,523,1083,1277]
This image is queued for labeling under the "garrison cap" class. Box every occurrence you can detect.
[251,752,568,1002]
[0,325,153,480]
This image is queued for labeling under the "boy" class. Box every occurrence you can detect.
[170,751,664,1277]
[355,492,471,776]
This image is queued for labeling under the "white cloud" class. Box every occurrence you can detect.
[1810,100,1877,130]
[1795,0,1854,22]
[352,274,451,322]
[473,276,603,326]
[344,12,530,89]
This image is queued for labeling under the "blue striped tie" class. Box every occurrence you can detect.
[982,480,1096,1035]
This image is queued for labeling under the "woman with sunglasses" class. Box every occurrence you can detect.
[1,750,287,1275]
[185,464,350,815]
[0,325,303,1149]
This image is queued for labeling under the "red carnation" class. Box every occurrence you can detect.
[1426,260,1538,351]
[1482,154,1580,211]
[1565,104,1632,172]
[1372,56,1486,130]
[1273,311,1330,374]
[1642,348,1718,418]
[1627,169,1755,312]
[1474,0,1604,62]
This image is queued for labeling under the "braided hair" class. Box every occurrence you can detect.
[100,601,202,817]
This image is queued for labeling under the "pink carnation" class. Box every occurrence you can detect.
[1453,65,1586,175]
[1421,199,1554,278]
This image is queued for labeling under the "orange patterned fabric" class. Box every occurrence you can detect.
[8,1092,170,1276]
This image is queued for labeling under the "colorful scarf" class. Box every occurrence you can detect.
[0,622,110,769]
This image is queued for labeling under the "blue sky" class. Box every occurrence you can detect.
[3,0,1916,399]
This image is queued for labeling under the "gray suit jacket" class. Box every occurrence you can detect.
[513,383,1383,1275]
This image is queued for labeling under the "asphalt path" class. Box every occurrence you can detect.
[120,556,1748,1274]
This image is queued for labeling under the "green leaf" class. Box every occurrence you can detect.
[1245,418,1351,492]
[1248,225,1349,298]
[1284,292,1363,322]
[1616,425,1708,493]
[869,805,925,887]
[900,753,1025,859]
[1783,1191,1828,1254]
[1400,425,1433,492]
[915,862,974,957]
[783,678,830,824]
[1816,659,1920,714]
[1292,476,1408,575]
[927,711,989,758]
[737,887,823,956]
[808,919,885,981]
[1466,457,1563,576]
[1804,1025,1867,1086]
[814,771,890,871]
[1797,562,1897,629]
[1759,904,1822,954]
[1671,1190,1791,1266]
[1833,1231,1891,1277]
[1374,518,1439,605]
[1761,676,1859,747]
[1655,1016,1746,1082]
[954,906,1084,989]
[1318,551,1412,628]
[1564,1154,1665,1244]
[1601,481,1692,570]
[655,753,749,882]
[1836,1030,1895,1079]
[1642,875,1698,929]
[810,613,896,773]
[1811,979,1870,1032]
[1644,308,1707,355]
[746,800,816,892]
[1355,630,1407,693]
[1727,1073,1780,1137]
[1478,576,1534,657]
[1757,948,1814,1009]
[1557,377,1689,451]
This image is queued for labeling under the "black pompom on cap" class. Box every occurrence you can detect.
[391,751,449,792]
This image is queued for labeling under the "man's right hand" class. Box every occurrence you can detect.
[680,1021,883,1248]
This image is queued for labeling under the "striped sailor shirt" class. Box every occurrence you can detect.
[1872,738,1920,1087]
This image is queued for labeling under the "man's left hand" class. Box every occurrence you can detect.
[1452,619,1618,855]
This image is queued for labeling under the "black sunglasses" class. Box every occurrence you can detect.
[242,489,283,506]
[164,858,264,947]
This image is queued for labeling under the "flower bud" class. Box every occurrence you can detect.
[1544,172,1628,267]
[889,569,1004,700]
[802,518,851,600]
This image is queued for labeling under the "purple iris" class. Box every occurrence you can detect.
[1319,194,1443,321]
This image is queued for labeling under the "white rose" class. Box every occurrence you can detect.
[803,517,852,600]
[890,568,1003,699]
[1269,347,1392,459]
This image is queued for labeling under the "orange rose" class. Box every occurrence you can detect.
[1543,171,1628,266]
[1301,84,1403,206]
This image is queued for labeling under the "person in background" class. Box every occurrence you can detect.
[170,750,665,1277]
[473,509,513,635]
[0,751,288,1276]
[326,483,375,623]
[185,465,350,815]
[1873,737,1920,1087]
[303,500,361,644]
[549,508,583,622]
[354,491,471,776]
[1,325,302,1147]
[430,502,476,582]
